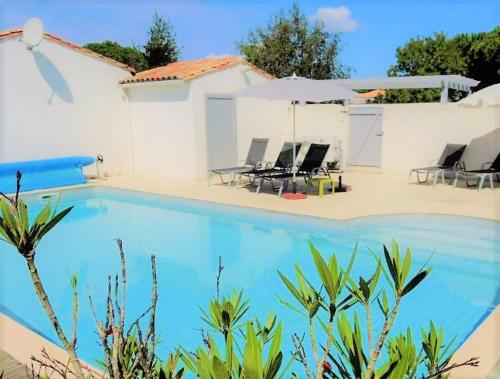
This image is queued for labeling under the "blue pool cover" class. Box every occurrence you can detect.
[0,156,95,193]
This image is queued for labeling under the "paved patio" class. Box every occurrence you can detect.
[0,350,28,379]
[99,169,500,221]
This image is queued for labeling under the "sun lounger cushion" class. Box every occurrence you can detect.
[439,144,467,167]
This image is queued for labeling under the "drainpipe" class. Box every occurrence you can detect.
[122,87,135,174]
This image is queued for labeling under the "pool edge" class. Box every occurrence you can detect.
[23,182,500,224]
[0,312,101,377]
[450,305,500,378]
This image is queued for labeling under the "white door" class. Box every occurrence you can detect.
[348,107,383,167]
[206,96,237,170]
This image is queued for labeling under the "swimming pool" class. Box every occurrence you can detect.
[1,186,498,368]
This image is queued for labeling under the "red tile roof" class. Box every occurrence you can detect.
[359,89,386,99]
[119,56,273,84]
[0,28,135,73]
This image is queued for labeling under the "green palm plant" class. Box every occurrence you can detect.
[182,319,285,379]
[0,173,84,378]
[277,242,357,378]
[157,350,185,379]
[364,241,431,378]
[328,241,431,379]
[200,290,249,340]
[378,329,420,379]
[421,322,457,379]
[183,289,292,379]
[96,331,185,379]
[277,240,450,379]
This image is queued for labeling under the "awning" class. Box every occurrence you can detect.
[331,75,479,103]
[331,75,479,91]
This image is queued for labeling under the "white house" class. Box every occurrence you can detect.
[120,57,272,180]
[0,28,134,175]
[1,26,497,180]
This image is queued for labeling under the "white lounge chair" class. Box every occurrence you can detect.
[453,153,500,191]
[409,144,467,186]
[209,138,269,186]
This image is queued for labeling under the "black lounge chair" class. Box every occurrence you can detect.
[453,152,500,190]
[239,142,302,184]
[209,138,269,186]
[408,143,467,186]
[256,143,330,196]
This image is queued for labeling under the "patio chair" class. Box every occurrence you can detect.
[209,138,269,186]
[238,142,302,185]
[256,143,330,196]
[408,144,467,186]
[452,152,500,191]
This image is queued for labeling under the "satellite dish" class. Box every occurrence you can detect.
[22,18,44,50]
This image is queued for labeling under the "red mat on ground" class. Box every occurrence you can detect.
[282,193,308,200]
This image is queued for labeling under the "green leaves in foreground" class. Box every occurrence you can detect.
[278,240,447,379]
[421,322,457,376]
[182,320,285,379]
[381,240,431,297]
[243,321,284,379]
[0,194,72,257]
[199,290,249,339]
[377,329,420,379]
[278,242,357,320]
[185,291,291,379]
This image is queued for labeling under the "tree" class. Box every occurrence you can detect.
[237,3,350,79]
[379,28,500,103]
[381,32,467,103]
[455,27,500,90]
[84,11,180,72]
[84,41,148,72]
[144,11,180,69]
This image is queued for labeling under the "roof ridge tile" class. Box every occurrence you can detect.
[0,27,135,73]
[120,56,274,84]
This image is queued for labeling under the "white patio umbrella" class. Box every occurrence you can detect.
[458,84,500,107]
[233,74,359,193]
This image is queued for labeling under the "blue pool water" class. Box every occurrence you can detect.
[0,186,498,368]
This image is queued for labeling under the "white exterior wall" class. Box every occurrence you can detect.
[125,81,196,179]
[0,37,132,175]
[190,65,269,179]
[236,101,499,173]
[355,103,500,172]
[125,64,269,180]
[236,101,347,165]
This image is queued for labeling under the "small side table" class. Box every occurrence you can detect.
[307,177,336,198]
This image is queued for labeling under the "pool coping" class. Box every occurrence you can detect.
[16,181,500,223]
[96,172,500,222]
[0,312,102,378]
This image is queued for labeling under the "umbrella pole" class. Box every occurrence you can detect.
[292,101,297,194]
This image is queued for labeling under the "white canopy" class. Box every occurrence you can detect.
[233,74,359,103]
[331,75,479,91]
[458,84,500,107]
[331,75,480,103]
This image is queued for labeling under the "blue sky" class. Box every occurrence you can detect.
[1,0,498,77]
